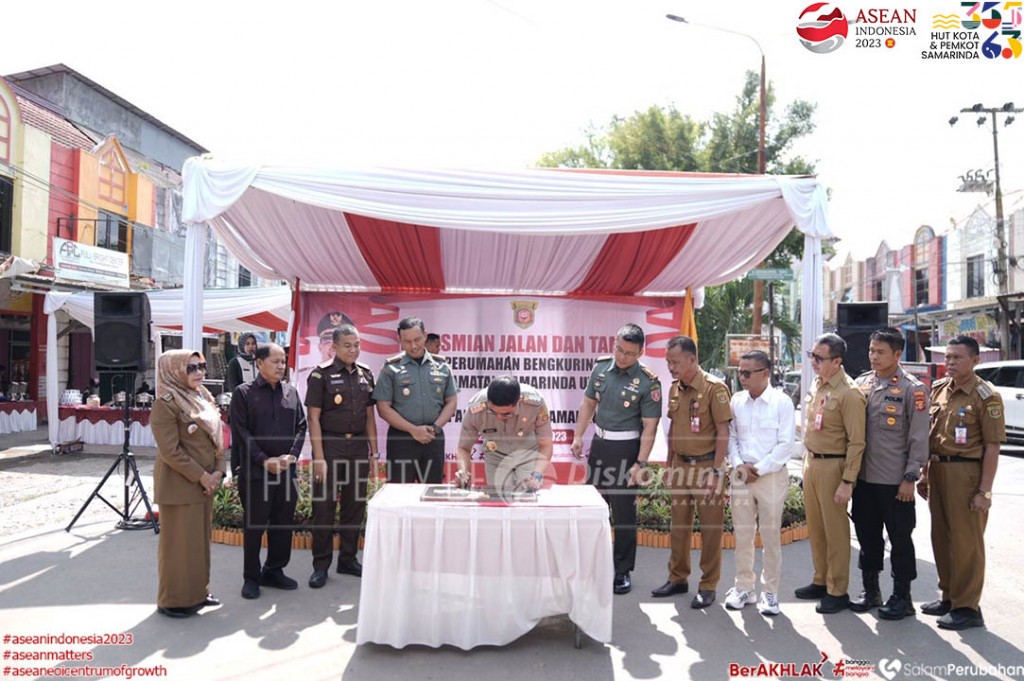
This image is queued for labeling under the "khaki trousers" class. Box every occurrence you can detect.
[667,458,725,590]
[731,467,789,594]
[929,460,987,610]
[803,455,851,596]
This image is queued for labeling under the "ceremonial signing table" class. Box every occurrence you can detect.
[357,483,613,650]
[0,401,38,435]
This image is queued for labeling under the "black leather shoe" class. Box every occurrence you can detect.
[937,607,985,630]
[241,579,260,599]
[795,583,828,600]
[202,594,220,607]
[816,593,850,614]
[336,560,363,577]
[157,606,194,618]
[613,573,631,595]
[651,581,688,598]
[849,590,883,613]
[878,593,915,620]
[921,599,952,616]
[690,590,716,609]
[260,570,299,590]
[309,570,328,589]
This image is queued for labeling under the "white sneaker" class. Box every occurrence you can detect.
[724,587,757,610]
[758,591,781,616]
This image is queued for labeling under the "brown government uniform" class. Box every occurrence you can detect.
[666,370,732,591]
[802,369,865,597]
[927,374,1005,611]
[151,393,226,610]
[305,357,376,571]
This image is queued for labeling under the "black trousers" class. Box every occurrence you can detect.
[587,436,641,575]
[851,480,917,581]
[312,455,370,570]
[386,427,445,483]
[238,472,298,582]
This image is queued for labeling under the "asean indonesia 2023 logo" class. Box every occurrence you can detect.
[797,2,850,53]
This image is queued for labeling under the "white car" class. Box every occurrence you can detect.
[974,361,1024,446]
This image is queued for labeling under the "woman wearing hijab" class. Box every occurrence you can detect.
[152,349,226,618]
[225,332,258,392]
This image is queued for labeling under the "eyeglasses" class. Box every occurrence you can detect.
[186,362,208,374]
[806,351,836,363]
[738,367,768,379]
[614,345,640,359]
[487,406,516,419]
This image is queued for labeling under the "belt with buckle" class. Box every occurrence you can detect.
[929,454,981,463]
[325,431,364,439]
[676,451,715,464]
[811,452,846,459]
[594,426,641,441]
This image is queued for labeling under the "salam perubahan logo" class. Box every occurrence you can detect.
[796,2,849,53]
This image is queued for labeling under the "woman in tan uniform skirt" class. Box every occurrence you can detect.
[152,349,226,618]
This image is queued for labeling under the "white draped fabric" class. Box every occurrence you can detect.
[357,484,613,649]
[44,288,291,446]
[56,415,155,447]
[180,159,832,374]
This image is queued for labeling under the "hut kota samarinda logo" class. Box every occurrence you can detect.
[796,2,849,53]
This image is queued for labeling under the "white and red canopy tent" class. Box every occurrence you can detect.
[43,286,291,445]
[180,160,830,384]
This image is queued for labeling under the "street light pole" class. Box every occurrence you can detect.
[951,103,1022,359]
[666,14,768,332]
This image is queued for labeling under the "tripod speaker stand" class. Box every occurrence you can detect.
[66,371,159,533]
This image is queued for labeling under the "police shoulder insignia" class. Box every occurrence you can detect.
[976,381,994,400]
[520,385,543,406]
[904,372,925,388]
[913,390,926,412]
[386,354,403,364]
[642,365,658,381]
[469,402,486,415]
[855,371,872,384]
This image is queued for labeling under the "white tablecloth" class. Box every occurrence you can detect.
[56,415,157,448]
[356,484,613,649]
[0,405,37,435]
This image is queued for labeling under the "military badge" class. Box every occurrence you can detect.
[885,404,897,413]
[187,423,198,434]
[651,387,661,402]
[311,371,322,380]
[913,390,925,411]
[623,401,630,408]
[511,300,538,329]
[632,378,640,385]
[890,387,902,395]
[485,440,498,452]
[886,417,897,426]
[334,394,343,405]
[402,387,411,396]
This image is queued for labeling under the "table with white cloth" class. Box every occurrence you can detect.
[57,406,157,448]
[0,402,38,435]
[356,483,614,650]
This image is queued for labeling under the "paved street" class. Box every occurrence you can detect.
[1,428,1022,680]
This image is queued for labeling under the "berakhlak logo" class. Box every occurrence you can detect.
[878,657,903,680]
[796,2,849,53]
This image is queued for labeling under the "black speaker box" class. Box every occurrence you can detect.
[837,302,888,377]
[94,292,151,371]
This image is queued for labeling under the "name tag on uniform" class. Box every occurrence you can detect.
[690,416,700,433]
[955,426,967,444]
[814,410,824,431]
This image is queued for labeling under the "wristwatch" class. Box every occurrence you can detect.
[635,461,648,469]
[531,471,544,481]
[902,472,919,483]
[711,467,724,477]
[978,489,993,499]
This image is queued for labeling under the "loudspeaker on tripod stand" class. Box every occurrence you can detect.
[94,292,151,371]
[836,302,888,378]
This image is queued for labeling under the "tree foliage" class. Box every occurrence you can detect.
[538,71,818,365]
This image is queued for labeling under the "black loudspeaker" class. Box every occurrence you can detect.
[837,302,888,377]
[94,292,151,370]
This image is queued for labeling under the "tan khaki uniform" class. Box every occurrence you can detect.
[665,370,732,590]
[927,374,1005,611]
[802,369,865,596]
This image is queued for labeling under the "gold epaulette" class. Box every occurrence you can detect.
[356,361,372,373]
[386,354,403,364]
[642,366,659,381]
[431,354,448,364]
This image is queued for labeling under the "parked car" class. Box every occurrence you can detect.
[973,361,1024,446]
[783,370,802,407]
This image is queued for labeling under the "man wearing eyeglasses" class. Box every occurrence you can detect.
[456,376,552,494]
[848,328,928,620]
[795,333,865,614]
[653,335,732,608]
[723,350,795,616]
[572,323,662,595]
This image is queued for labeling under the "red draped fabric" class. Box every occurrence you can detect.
[571,223,696,296]
[345,214,446,292]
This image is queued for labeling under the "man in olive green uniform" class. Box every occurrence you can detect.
[918,335,1004,630]
[850,328,929,620]
[572,323,662,595]
[652,335,732,608]
[456,376,553,495]
[796,333,865,614]
[374,316,458,484]
[305,324,378,587]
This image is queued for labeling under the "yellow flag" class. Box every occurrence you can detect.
[679,287,698,343]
